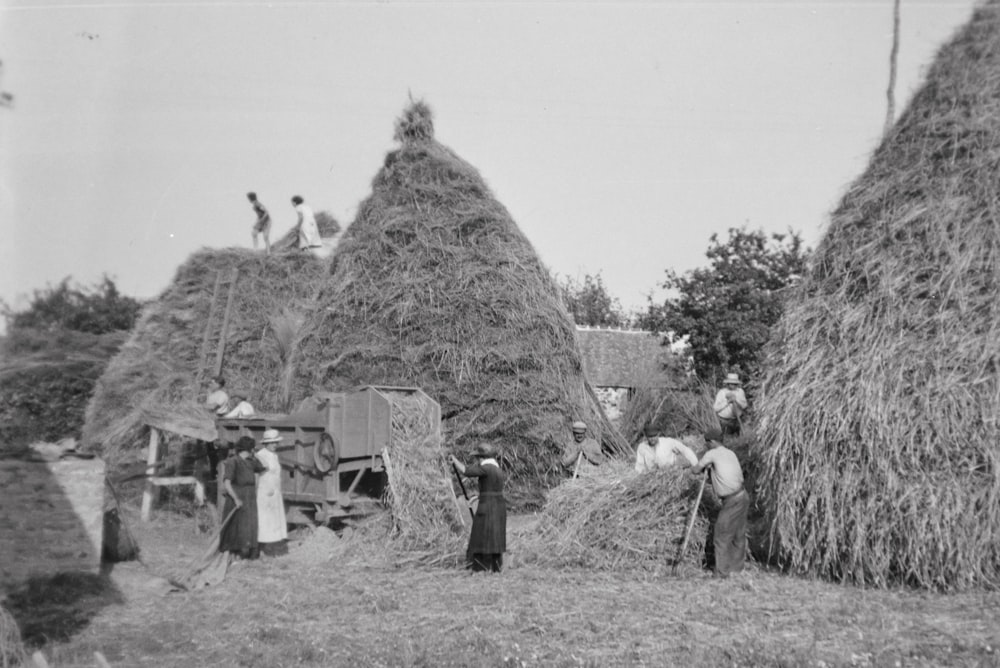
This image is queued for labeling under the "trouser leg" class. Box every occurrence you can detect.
[714,493,749,576]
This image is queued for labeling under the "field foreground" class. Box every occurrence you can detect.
[7,506,1000,668]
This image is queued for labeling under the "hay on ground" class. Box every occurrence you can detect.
[518,460,713,572]
[83,248,327,467]
[755,2,1000,591]
[294,100,629,509]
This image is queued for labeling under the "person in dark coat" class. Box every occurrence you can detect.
[219,436,266,560]
[451,443,507,573]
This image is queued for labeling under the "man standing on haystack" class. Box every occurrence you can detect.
[561,421,604,476]
[692,428,748,578]
[291,195,322,256]
[451,443,507,573]
[247,192,271,253]
[634,424,698,473]
[714,373,748,436]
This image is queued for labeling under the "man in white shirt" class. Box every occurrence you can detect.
[223,391,255,419]
[634,425,698,473]
[691,428,748,577]
[291,195,322,255]
[713,372,748,436]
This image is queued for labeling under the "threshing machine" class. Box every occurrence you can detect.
[216,385,440,524]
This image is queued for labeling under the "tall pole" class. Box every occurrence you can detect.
[884,0,901,136]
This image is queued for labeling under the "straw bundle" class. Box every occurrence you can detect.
[518,460,712,572]
[379,390,465,557]
[83,248,326,465]
[755,3,1000,590]
[294,100,628,508]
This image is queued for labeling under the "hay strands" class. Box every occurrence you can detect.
[173,506,239,591]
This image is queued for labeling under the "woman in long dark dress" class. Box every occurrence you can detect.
[219,436,265,559]
[451,443,507,572]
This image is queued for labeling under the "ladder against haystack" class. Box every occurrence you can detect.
[140,427,205,521]
[198,267,239,382]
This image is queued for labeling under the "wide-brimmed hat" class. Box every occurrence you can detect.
[703,428,724,444]
[723,373,741,386]
[571,421,587,433]
[260,428,282,444]
[643,424,659,438]
[472,442,496,458]
[229,390,249,401]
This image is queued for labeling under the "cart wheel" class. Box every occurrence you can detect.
[313,432,339,473]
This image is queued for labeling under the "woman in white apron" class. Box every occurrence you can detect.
[255,429,288,556]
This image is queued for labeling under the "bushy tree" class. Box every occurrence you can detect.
[3,276,141,336]
[638,227,810,385]
[557,272,627,328]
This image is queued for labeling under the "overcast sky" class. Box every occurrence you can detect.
[0,0,982,322]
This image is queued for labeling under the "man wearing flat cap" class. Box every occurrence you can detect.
[713,372,748,436]
[451,443,507,573]
[560,421,605,477]
[692,428,748,577]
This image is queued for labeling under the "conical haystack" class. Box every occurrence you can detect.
[755,4,1000,590]
[83,248,327,465]
[295,101,628,507]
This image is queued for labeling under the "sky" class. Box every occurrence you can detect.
[0,0,984,323]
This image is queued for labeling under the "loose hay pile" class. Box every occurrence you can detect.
[294,100,628,508]
[83,248,327,465]
[755,2,1000,591]
[518,460,712,572]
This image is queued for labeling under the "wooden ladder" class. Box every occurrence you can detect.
[198,267,239,382]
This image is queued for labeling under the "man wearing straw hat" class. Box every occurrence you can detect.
[692,428,748,577]
[222,391,256,419]
[634,424,698,473]
[255,429,288,556]
[714,373,748,436]
[560,421,604,477]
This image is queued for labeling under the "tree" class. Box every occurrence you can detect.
[2,276,141,337]
[638,227,810,385]
[557,272,627,328]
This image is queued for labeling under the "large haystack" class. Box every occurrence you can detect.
[755,3,1000,590]
[83,248,327,465]
[294,101,627,507]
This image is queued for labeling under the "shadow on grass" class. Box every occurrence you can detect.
[4,572,125,649]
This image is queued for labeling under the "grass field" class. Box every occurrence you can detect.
[6,502,1000,668]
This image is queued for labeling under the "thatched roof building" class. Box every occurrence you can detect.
[83,249,328,464]
[294,101,628,507]
[755,3,1000,590]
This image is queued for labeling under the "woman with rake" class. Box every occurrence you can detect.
[219,436,266,560]
[451,443,507,573]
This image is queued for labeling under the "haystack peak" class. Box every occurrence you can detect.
[393,98,434,144]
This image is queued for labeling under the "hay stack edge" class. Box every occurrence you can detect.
[755,3,1000,591]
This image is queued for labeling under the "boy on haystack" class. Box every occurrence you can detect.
[247,191,271,253]
[692,428,748,577]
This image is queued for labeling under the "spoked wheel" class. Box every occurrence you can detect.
[312,432,339,474]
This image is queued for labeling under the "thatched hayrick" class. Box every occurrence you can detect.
[294,101,627,508]
[83,248,327,466]
[755,3,1000,590]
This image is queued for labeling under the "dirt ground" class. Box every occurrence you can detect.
[6,502,1000,668]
